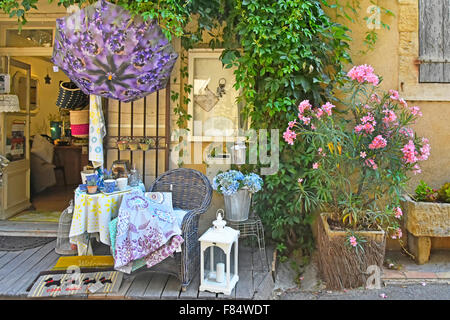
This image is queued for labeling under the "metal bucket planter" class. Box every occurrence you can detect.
[224,188,252,222]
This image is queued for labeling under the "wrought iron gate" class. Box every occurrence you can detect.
[104,83,171,187]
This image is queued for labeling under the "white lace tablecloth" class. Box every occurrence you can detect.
[69,184,145,255]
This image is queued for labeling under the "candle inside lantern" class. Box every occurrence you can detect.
[216,263,225,283]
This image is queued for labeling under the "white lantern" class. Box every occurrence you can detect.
[198,209,239,295]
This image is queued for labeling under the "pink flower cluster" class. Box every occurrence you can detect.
[409,106,423,117]
[389,89,399,100]
[370,93,381,103]
[401,140,417,164]
[283,128,296,145]
[401,138,430,171]
[355,112,376,135]
[347,64,379,86]
[399,127,414,138]
[321,102,335,116]
[394,207,403,219]
[298,100,312,114]
[283,100,336,145]
[365,158,378,170]
[419,138,431,161]
[369,135,387,150]
[391,228,403,240]
[349,236,358,247]
[382,108,397,125]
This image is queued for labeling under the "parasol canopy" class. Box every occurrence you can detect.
[51,0,178,102]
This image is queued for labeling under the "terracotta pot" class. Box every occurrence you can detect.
[316,213,386,290]
[87,185,98,194]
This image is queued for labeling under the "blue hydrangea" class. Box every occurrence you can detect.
[243,173,264,193]
[213,170,263,195]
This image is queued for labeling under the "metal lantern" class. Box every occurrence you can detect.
[232,141,246,165]
[198,209,239,295]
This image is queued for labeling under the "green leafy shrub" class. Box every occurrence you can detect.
[414,180,438,202]
[437,182,450,203]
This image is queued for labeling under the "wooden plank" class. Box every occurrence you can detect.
[0,240,57,295]
[178,273,200,299]
[0,221,58,237]
[0,250,24,269]
[0,245,41,282]
[197,288,217,299]
[125,273,153,299]
[142,273,169,299]
[234,246,253,299]
[7,247,60,297]
[108,275,134,299]
[216,287,235,300]
[419,0,445,82]
[160,275,181,299]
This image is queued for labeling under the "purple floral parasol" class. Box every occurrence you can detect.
[51,0,178,102]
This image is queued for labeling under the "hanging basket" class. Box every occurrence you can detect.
[56,81,89,109]
[70,109,89,138]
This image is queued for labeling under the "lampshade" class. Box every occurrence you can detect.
[0,95,20,113]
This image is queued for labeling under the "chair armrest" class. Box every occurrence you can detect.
[181,208,200,230]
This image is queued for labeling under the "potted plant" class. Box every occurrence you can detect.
[212,170,263,222]
[128,138,139,151]
[86,175,98,194]
[117,137,129,151]
[402,181,450,264]
[283,65,430,289]
[139,137,154,151]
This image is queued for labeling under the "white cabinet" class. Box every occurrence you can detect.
[0,158,30,220]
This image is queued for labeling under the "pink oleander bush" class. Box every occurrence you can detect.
[283,65,430,245]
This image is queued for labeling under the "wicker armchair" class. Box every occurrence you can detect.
[135,168,212,291]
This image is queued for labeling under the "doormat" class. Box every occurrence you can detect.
[9,210,61,223]
[0,236,56,251]
[52,255,115,271]
[27,268,123,298]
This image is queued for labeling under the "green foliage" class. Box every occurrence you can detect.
[218,0,353,255]
[414,180,438,202]
[437,182,450,203]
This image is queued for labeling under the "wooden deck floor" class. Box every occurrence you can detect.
[0,240,273,300]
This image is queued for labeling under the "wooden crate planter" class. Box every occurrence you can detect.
[402,195,450,264]
[316,213,386,290]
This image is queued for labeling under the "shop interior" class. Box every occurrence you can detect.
[1,50,89,223]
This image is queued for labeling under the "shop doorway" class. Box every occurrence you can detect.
[2,55,78,225]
